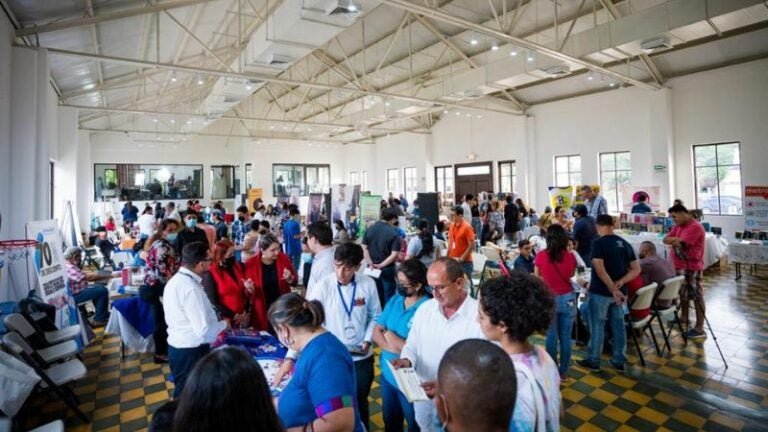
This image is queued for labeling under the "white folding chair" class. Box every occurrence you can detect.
[651,275,686,356]
[28,420,65,432]
[625,283,659,367]
[470,253,488,296]
[522,226,541,240]
[3,313,81,346]
[2,333,89,423]
[0,331,79,367]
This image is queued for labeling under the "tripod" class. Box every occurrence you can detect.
[680,270,728,368]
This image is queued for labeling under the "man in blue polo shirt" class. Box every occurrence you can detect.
[577,214,640,373]
[283,207,303,271]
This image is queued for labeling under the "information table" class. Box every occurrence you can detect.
[618,232,727,269]
[213,329,290,396]
[728,241,768,280]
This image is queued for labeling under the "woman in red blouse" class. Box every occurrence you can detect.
[244,233,297,330]
[139,219,181,363]
[202,239,254,328]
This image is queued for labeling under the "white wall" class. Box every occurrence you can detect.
[369,133,429,196]
[0,11,12,241]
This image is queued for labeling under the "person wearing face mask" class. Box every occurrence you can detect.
[63,247,112,326]
[232,205,251,262]
[140,219,182,363]
[202,239,255,327]
[173,209,209,256]
[163,242,229,397]
[373,259,431,432]
[243,233,298,331]
[268,293,365,432]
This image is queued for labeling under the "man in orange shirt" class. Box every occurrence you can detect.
[448,205,476,290]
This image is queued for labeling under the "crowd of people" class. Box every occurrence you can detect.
[62,185,710,432]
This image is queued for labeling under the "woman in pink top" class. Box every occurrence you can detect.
[535,224,578,379]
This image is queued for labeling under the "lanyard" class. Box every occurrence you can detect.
[337,279,357,321]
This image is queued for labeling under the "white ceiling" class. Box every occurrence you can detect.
[4,0,768,144]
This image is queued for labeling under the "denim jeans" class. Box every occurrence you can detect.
[168,344,210,397]
[460,261,474,291]
[355,356,375,431]
[546,293,577,377]
[375,265,398,306]
[73,285,109,322]
[381,375,420,432]
[586,294,626,366]
[290,253,302,274]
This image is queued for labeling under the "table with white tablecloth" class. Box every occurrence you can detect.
[727,241,768,280]
[618,232,728,269]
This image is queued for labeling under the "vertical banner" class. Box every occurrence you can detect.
[745,186,768,232]
[621,185,661,213]
[358,195,382,238]
[417,193,439,232]
[26,220,85,342]
[330,184,360,232]
[548,186,574,209]
[247,188,264,212]
[307,193,324,225]
[571,185,600,206]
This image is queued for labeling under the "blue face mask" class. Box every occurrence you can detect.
[166,233,178,242]
[185,219,197,229]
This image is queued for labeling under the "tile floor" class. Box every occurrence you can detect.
[17,264,768,431]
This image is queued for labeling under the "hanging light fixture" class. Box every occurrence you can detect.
[170,71,178,83]
[196,74,204,85]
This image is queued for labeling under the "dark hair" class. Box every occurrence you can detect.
[260,220,270,229]
[436,220,446,232]
[399,259,430,296]
[452,205,464,216]
[258,232,280,252]
[638,194,647,202]
[95,226,107,233]
[572,204,588,218]
[249,219,261,232]
[517,239,530,249]
[289,207,300,216]
[172,348,284,432]
[181,242,210,266]
[381,207,399,221]
[479,274,553,342]
[143,206,153,215]
[415,218,434,258]
[545,224,568,263]
[465,194,474,201]
[307,222,333,246]
[432,257,465,281]
[212,239,234,264]
[269,293,324,330]
[167,202,176,209]
[149,400,178,432]
[554,205,565,215]
[505,195,513,204]
[334,219,346,231]
[334,242,364,268]
[668,204,689,214]
[595,214,614,227]
[236,205,249,214]
[185,209,198,218]
[145,219,180,250]
[438,339,516,431]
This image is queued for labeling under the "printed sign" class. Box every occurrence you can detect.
[358,195,382,238]
[745,186,768,232]
[621,185,662,213]
[548,186,574,209]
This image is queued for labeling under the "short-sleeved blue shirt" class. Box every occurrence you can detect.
[376,293,429,386]
[283,219,302,256]
[278,332,364,431]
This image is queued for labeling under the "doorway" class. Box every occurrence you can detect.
[454,162,493,202]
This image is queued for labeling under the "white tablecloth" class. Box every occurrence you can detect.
[104,308,155,354]
[728,242,768,265]
[619,233,727,269]
[107,277,140,296]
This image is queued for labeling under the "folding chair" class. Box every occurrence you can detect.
[625,283,660,367]
[469,253,488,296]
[0,331,79,367]
[29,420,65,432]
[479,246,503,283]
[650,276,686,357]
[3,313,81,346]
[2,333,90,423]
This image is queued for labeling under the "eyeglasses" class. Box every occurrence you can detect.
[426,277,461,294]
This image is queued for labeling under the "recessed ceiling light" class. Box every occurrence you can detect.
[466,113,472,117]
[491,44,499,51]
[153,118,158,123]
[510,48,518,56]
[245,83,253,91]
[196,74,204,85]
[170,71,178,83]
[455,111,461,116]
[170,119,175,124]
[470,38,478,46]
[587,72,595,81]
[385,101,391,107]
[186,119,192,125]
[609,82,617,88]
[443,109,449,114]
[270,125,275,130]
[526,51,535,62]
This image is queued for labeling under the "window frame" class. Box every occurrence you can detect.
[498,160,516,194]
[211,165,237,199]
[272,163,331,197]
[693,142,743,216]
[434,165,455,205]
[386,168,400,196]
[553,154,582,187]
[403,167,418,202]
[94,163,204,201]
[598,151,632,213]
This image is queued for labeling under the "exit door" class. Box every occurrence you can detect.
[454,162,493,201]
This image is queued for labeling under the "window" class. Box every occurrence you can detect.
[211,165,236,199]
[272,164,330,197]
[404,167,417,202]
[435,165,454,205]
[554,155,582,187]
[599,152,632,213]
[94,163,203,201]
[234,165,242,195]
[349,171,360,186]
[361,171,368,191]
[498,160,516,194]
[694,142,742,215]
[245,163,253,191]
[386,169,400,195]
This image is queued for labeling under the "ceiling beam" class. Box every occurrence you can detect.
[81,127,375,144]
[41,46,521,115]
[15,0,212,37]
[379,0,660,91]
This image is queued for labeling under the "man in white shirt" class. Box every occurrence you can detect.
[164,241,229,397]
[392,257,484,432]
[307,242,381,431]
[305,222,335,297]
[461,194,473,226]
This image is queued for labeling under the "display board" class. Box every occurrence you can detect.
[416,193,439,232]
[548,186,574,209]
[247,188,264,212]
[745,186,768,232]
[307,194,324,225]
[330,184,360,233]
[358,195,382,238]
[621,185,662,213]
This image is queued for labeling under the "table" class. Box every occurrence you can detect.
[728,241,768,280]
[618,232,727,269]
[107,277,139,297]
[105,297,155,356]
[215,329,290,395]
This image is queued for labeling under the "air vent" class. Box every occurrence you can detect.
[265,53,294,66]
[640,36,673,54]
[542,65,571,78]
[325,0,360,16]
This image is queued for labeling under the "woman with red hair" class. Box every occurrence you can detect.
[202,239,254,328]
[244,232,298,330]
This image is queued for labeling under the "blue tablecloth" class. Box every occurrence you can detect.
[111,297,154,338]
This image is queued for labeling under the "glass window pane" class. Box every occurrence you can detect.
[555,157,567,173]
[718,166,742,214]
[570,172,582,186]
[717,143,740,165]
[556,174,568,186]
[500,163,511,177]
[695,166,719,214]
[569,156,581,172]
[694,145,717,167]
[616,152,631,170]
[457,165,490,176]
[600,153,614,171]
